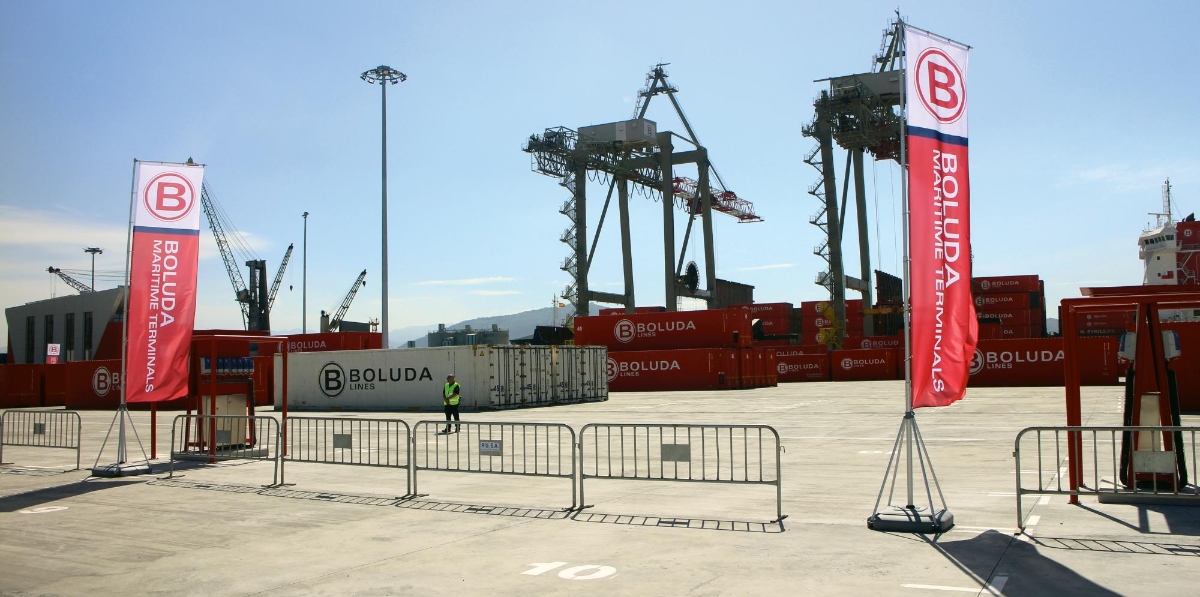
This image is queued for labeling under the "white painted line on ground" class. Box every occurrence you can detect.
[18,506,68,514]
[1026,515,1041,527]
[901,583,983,593]
[1037,495,1051,506]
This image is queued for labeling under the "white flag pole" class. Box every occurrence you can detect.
[868,18,954,533]
[91,159,152,477]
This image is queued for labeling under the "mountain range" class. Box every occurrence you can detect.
[389,305,575,347]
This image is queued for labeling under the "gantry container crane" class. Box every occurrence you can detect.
[524,64,762,316]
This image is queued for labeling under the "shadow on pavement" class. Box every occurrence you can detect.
[1030,535,1200,557]
[933,529,1124,596]
[0,479,143,512]
[1076,502,1200,536]
[397,499,570,520]
[147,478,778,531]
[571,510,784,533]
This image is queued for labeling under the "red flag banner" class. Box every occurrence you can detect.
[905,27,977,408]
[124,162,204,403]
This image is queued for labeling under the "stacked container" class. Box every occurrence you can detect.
[973,275,1047,339]
[574,309,773,391]
[733,302,795,337]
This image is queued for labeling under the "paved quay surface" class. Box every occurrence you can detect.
[2,381,1199,596]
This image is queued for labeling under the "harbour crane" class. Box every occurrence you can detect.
[198,181,293,331]
[524,64,761,316]
[320,270,368,333]
[47,267,93,294]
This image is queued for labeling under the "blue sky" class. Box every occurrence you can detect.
[2,1,1197,345]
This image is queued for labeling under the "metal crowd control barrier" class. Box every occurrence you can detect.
[169,414,281,486]
[0,410,83,470]
[578,423,785,522]
[283,417,411,494]
[411,420,577,509]
[1014,426,1200,529]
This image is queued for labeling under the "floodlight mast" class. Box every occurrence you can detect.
[85,247,103,290]
[361,65,406,348]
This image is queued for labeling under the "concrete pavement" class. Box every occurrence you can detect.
[2,381,1198,596]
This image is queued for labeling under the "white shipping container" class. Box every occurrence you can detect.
[577,118,657,146]
[274,346,608,412]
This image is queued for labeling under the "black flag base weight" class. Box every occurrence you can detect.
[90,405,153,478]
[91,461,152,478]
[868,505,954,534]
[868,411,954,534]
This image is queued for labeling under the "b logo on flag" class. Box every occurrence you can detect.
[143,172,196,222]
[915,48,966,124]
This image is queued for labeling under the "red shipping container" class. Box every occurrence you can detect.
[850,336,904,350]
[977,322,1003,340]
[64,360,123,409]
[973,275,1041,294]
[775,350,829,382]
[42,364,68,406]
[996,325,1033,339]
[736,348,757,388]
[809,315,864,329]
[762,349,778,386]
[757,317,792,334]
[831,349,899,381]
[734,302,794,320]
[790,344,831,354]
[752,339,793,347]
[752,349,765,388]
[1079,327,1127,337]
[968,337,1118,387]
[800,299,863,317]
[1075,310,1135,324]
[974,293,1034,309]
[1,364,43,408]
[286,332,383,353]
[598,306,668,316]
[606,349,738,392]
[575,309,751,352]
[976,309,1040,326]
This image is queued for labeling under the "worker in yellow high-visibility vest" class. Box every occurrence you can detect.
[442,374,462,433]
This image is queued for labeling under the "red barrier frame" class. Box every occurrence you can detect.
[1062,286,1200,503]
[183,335,289,460]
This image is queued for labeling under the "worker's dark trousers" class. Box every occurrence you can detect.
[443,404,460,432]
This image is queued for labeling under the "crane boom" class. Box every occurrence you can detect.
[47,267,93,293]
[324,270,367,332]
[199,183,251,327]
[268,243,294,310]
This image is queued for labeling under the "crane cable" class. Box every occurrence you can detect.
[889,161,899,274]
[203,179,259,263]
[871,159,883,275]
